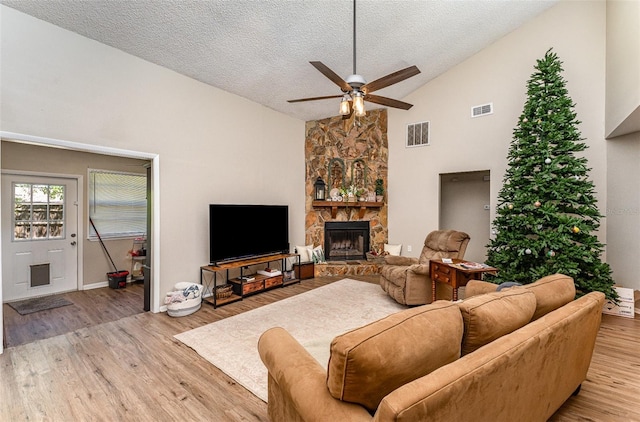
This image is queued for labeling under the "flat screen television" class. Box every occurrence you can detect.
[209,204,289,265]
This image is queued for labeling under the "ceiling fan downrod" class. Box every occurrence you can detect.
[348,0,365,89]
[352,0,357,76]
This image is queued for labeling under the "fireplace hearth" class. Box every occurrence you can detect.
[324,221,370,261]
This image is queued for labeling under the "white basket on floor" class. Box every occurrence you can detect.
[166,282,203,317]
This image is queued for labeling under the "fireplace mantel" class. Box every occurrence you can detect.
[312,200,383,219]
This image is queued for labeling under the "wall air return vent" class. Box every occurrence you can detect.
[406,121,430,147]
[471,103,493,118]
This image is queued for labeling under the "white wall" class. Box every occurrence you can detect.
[606,132,640,291]
[604,0,640,291]
[0,6,305,313]
[605,0,640,137]
[387,2,611,271]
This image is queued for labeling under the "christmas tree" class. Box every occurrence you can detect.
[485,49,617,301]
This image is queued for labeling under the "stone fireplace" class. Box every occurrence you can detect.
[324,221,370,261]
[304,109,389,276]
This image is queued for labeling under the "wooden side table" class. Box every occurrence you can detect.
[430,259,498,302]
[293,262,315,280]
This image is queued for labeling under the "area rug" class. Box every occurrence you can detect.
[174,278,404,402]
[8,295,73,315]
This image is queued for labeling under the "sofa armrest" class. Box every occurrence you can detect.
[407,263,430,275]
[258,327,371,422]
[384,255,419,266]
[465,279,499,298]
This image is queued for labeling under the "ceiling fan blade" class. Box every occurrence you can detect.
[361,65,421,94]
[288,94,343,103]
[365,94,414,110]
[310,61,352,92]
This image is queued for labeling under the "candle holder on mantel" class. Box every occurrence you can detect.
[314,177,326,201]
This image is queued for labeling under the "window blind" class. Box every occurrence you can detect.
[88,169,147,239]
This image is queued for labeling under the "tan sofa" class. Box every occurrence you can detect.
[258,274,605,421]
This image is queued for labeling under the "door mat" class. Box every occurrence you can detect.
[8,295,74,315]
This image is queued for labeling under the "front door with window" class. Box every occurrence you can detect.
[1,174,79,301]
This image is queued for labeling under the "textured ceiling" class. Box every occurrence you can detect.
[1,0,558,121]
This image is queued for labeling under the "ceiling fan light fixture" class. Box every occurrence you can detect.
[339,94,351,115]
[345,74,366,88]
[353,91,365,116]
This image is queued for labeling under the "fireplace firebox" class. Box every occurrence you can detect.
[324,221,370,261]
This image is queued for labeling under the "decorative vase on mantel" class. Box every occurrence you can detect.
[376,195,383,202]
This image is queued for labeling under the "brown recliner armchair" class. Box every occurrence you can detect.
[379,230,470,305]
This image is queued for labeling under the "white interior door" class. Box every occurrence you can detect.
[2,174,79,301]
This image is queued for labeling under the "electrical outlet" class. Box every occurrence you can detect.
[483,204,490,210]
[407,245,412,252]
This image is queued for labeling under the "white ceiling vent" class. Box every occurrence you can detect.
[406,121,430,148]
[471,103,493,118]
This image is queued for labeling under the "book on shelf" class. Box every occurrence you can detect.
[238,275,256,282]
[257,268,282,277]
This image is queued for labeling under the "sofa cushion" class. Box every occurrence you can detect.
[524,274,576,320]
[457,288,536,355]
[326,301,463,412]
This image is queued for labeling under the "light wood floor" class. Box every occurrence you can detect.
[3,283,145,348]
[1,277,638,421]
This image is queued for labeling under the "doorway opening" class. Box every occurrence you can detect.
[439,170,491,263]
[0,132,159,352]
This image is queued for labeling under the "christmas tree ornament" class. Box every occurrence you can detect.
[534,201,541,207]
[545,158,551,164]
[523,118,528,122]
[572,226,580,233]
[525,248,532,255]
[548,250,556,257]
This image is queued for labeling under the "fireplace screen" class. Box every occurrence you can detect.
[324,221,370,261]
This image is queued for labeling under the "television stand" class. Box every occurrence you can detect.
[200,253,301,308]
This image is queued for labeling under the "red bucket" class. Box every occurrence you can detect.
[108,271,129,289]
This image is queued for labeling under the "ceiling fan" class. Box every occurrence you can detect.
[288,0,420,117]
